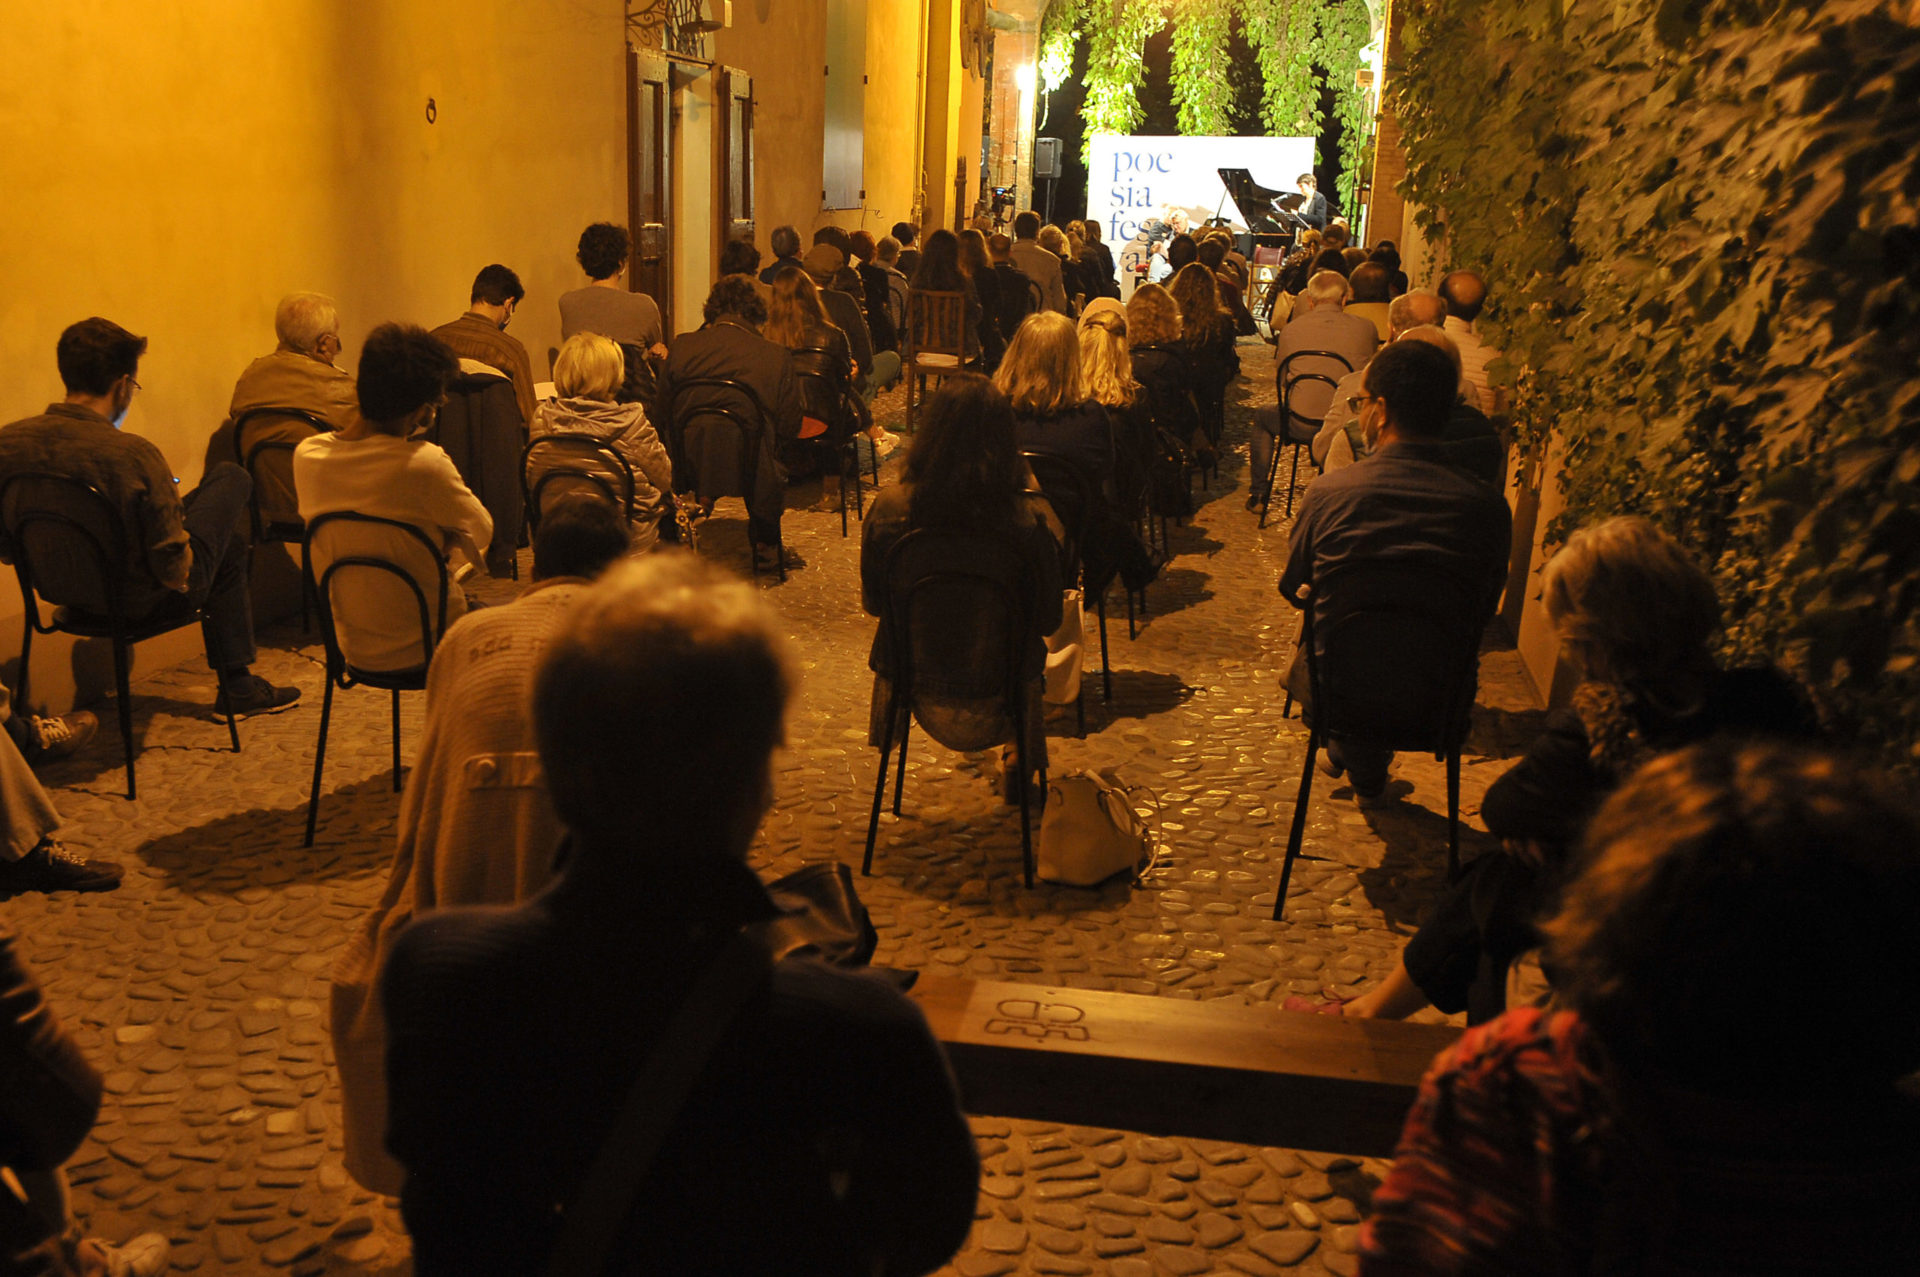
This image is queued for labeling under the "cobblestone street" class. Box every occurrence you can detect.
[8,340,1544,1275]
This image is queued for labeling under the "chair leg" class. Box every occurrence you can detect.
[1015,724,1035,889]
[1282,691,1295,720]
[1446,748,1462,882]
[112,639,136,801]
[1284,443,1303,518]
[838,457,851,538]
[862,704,899,876]
[223,692,241,753]
[1258,434,1285,529]
[1125,583,1137,641]
[1273,726,1321,922]
[1096,591,1113,702]
[892,713,910,816]
[15,621,33,720]
[1075,685,1086,738]
[303,677,335,847]
[390,689,403,791]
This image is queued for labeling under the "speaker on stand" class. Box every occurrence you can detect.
[1035,137,1062,223]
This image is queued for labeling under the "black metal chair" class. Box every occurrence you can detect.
[1022,450,1127,708]
[1260,349,1355,527]
[233,407,330,629]
[862,529,1041,888]
[521,435,637,534]
[662,376,787,581]
[790,345,875,538]
[301,513,451,846]
[1273,564,1484,920]
[0,473,240,799]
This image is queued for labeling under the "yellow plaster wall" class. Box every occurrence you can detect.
[860,0,931,235]
[0,0,627,709]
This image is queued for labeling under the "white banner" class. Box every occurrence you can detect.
[1086,132,1316,259]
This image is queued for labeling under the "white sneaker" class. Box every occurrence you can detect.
[97,1233,170,1277]
[869,432,900,458]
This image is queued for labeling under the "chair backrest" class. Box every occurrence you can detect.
[522,435,638,531]
[906,289,967,363]
[304,511,451,679]
[1018,450,1091,581]
[664,376,774,498]
[0,472,144,621]
[788,344,856,442]
[234,408,329,541]
[881,528,1035,708]
[1305,562,1483,755]
[886,272,910,332]
[1278,348,1356,430]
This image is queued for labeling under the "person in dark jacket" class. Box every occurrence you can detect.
[848,230,899,357]
[957,229,1006,371]
[1294,516,1816,1025]
[908,230,984,365]
[1170,263,1239,447]
[384,554,980,1277]
[987,234,1039,347]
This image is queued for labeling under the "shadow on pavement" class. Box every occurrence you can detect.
[135,776,401,896]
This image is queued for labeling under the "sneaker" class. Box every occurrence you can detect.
[213,675,302,718]
[0,839,123,895]
[22,711,98,763]
[870,432,901,458]
[91,1232,170,1277]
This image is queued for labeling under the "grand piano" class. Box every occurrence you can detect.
[1215,167,1305,258]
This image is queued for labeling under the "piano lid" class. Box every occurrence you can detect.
[1217,167,1288,235]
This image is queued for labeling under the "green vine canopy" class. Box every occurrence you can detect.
[1040,0,1377,213]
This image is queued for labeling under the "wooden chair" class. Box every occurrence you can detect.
[863,529,1041,888]
[1260,348,1355,527]
[302,513,451,846]
[233,406,330,629]
[0,473,240,799]
[903,289,969,436]
[1274,563,1483,919]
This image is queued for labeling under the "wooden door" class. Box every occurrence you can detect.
[628,50,672,330]
[719,67,755,247]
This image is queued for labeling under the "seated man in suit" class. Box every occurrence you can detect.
[382,552,980,1276]
[1010,210,1070,315]
[0,318,300,718]
[431,264,536,429]
[1279,341,1511,801]
[658,277,803,568]
[225,291,360,517]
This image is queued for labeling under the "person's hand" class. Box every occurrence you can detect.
[1503,837,1546,867]
[649,341,669,361]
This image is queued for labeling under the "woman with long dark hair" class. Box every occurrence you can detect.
[860,376,1063,795]
[765,267,894,458]
[908,228,983,364]
[957,228,1005,371]
[1170,262,1239,447]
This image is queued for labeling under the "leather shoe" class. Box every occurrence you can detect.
[0,840,123,895]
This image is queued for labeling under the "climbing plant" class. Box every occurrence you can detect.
[1316,0,1372,213]
[1392,0,1920,764]
[1038,0,1085,96]
[1170,0,1236,136]
[1080,0,1169,161]
[1236,0,1321,138]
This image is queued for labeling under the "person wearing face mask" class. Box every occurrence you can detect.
[430,264,537,429]
[0,318,303,717]
[222,291,361,515]
[1276,341,1511,802]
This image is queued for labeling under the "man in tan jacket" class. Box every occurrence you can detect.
[225,292,359,514]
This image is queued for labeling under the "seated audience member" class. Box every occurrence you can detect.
[530,333,675,550]
[862,377,1063,797]
[1321,221,1351,251]
[892,220,922,279]
[1256,270,1379,498]
[1308,247,1352,280]
[658,276,802,565]
[802,242,890,397]
[759,224,803,285]
[1313,289,1447,472]
[1361,740,1920,1275]
[0,687,120,896]
[558,223,666,358]
[1277,340,1510,797]
[0,318,300,717]
[909,229,984,366]
[1397,328,1506,488]
[1125,282,1205,464]
[1295,173,1330,231]
[1164,233,1199,278]
[1011,211,1070,315]
[222,290,359,520]
[1440,268,1502,411]
[721,236,772,309]
[0,925,168,1275]
[332,498,629,1196]
[875,235,912,333]
[1037,224,1083,311]
[1170,262,1240,442]
[431,264,537,427]
[1345,262,1394,342]
[987,233,1039,342]
[765,267,895,458]
[1196,235,1256,336]
[1078,307,1153,514]
[1341,246,1370,274]
[1310,516,1814,1027]
[1079,220,1120,299]
[1277,229,1324,295]
[294,323,493,670]
[383,552,980,1277]
[957,228,1007,370]
[848,229,900,356]
[1369,241,1410,295]
[995,311,1154,594]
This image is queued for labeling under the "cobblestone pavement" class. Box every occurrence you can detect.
[7,339,1544,1275]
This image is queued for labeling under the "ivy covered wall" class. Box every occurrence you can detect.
[1392,0,1920,762]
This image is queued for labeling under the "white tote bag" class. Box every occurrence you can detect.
[1037,771,1162,887]
[1043,588,1084,705]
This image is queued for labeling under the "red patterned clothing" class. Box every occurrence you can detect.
[1361,1007,1920,1276]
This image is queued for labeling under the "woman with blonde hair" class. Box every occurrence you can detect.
[1363,740,1920,1273]
[529,332,674,551]
[1077,308,1152,510]
[1290,516,1813,1024]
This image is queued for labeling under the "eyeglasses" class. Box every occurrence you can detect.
[1344,392,1375,413]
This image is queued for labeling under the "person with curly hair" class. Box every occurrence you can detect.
[1361,739,1920,1275]
[558,222,665,358]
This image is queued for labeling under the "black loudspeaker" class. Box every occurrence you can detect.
[1034,137,1063,179]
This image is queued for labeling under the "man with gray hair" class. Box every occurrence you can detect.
[381,553,979,1275]
[1313,289,1445,468]
[225,292,360,517]
[1251,270,1379,509]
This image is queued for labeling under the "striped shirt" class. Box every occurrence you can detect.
[431,312,536,427]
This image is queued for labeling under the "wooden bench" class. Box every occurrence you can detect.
[909,976,1460,1158]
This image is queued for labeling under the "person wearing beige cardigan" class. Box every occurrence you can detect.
[329,498,629,1193]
